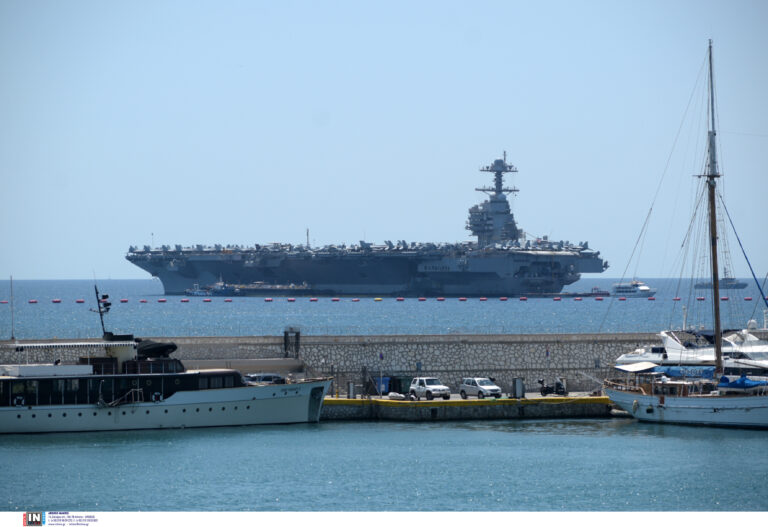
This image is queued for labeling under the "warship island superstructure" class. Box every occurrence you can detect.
[126,155,608,295]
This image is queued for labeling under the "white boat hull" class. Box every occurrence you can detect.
[0,379,331,434]
[605,387,768,429]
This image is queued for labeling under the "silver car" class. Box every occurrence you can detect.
[459,377,502,399]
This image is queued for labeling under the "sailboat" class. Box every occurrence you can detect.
[604,41,768,428]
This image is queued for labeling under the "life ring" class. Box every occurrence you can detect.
[14,395,25,407]
[152,392,163,403]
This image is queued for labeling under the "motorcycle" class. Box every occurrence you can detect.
[537,377,567,396]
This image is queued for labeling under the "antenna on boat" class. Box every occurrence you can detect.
[91,284,112,336]
[9,275,15,341]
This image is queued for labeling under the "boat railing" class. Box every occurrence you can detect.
[604,379,648,395]
[108,389,145,407]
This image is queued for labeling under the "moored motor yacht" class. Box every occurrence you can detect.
[0,333,331,434]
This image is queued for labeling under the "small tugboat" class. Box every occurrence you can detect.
[0,287,331,434]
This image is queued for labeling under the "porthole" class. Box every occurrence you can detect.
[208,408,212,412]
[17,415,21,419]
[132,379,138,387]
[122,411,126,415]
[164,409,168,414]
[32,414,36,418]
[146,380,151,386]
[78,413,82,417]
[48,413,52,418]
[146,410,150,415]
[234,406,238,410]
[175,379,180,385]
[108,412,112,416]
[196,408,200,413]
[246,405,251,410]
[183,409,187,413]
[221,407,225,411]
[93,412,97,416]
[62,413,67,417]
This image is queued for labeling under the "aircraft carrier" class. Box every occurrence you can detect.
[126,154,608,295]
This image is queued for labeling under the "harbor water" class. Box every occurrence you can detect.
[1,278,766,339]
[3,419,768,511]
[2,279,768,511]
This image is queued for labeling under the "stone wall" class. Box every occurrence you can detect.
[1,332,664,392]
[7,330,768,392]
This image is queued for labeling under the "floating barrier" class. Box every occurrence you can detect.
[574,297,582,301]
[418,297,426,301]
[224,299,233,303]
[673,297,681,301]
[396,297,404,301]
[479,297,487,301]
[721,296,728,301]
[553,297,561,301]
[287,298,295,302]
[745,297,753,301]
[203,298,212,303]
[594,297,603,301]
[374,298,383,302]
[619,297,626,301]
[331,298,340,302]
[264,298,273,302]
[697,297,705,301]
[459,297,467,302]
[648,297,655,301]
[436,297,445,302]
[52,299,61,304]
[120,299,128,303]
[28,300,38,304]
[309,298,318,302]
[158,299,167,303]
[518,297,526,301]
[180,298,189,303]
[0,300,7,304]
[352,298,360,302]
[76,299,85,303]
[139,299,147,303]
[500,297,508,301]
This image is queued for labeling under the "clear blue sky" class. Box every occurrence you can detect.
[1,0,766,280]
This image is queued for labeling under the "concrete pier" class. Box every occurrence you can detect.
[321,394,613,421]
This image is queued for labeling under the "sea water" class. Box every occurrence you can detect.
[0,278,766,339]
[2,419,767,511]
[1,279,767,511]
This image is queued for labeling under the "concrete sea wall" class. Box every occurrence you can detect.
[1,332,668,392]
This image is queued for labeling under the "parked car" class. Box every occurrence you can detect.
[245,373,286,384]
[409,377,451,400]
[459,377,502,399]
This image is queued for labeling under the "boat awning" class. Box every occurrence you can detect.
[614,361,659,373]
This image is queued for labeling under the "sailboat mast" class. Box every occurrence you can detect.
[704,39,723,375]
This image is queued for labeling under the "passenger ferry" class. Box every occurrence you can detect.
[0,333,331,434]
[611,280,656,297]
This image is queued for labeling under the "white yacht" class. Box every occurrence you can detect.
[0,335,331,434]
[611,280,656,297]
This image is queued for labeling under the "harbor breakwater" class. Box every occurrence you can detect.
[1,332,673,393]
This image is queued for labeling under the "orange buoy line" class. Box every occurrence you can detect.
[518,297,526,301]
[180,298,189,303]
[28,299,38,304]
[265,298,273,302]
[52,299,61,303]
[203,298,212,303]
[499,297,508,301]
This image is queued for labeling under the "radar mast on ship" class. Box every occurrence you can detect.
[467,151,521,247]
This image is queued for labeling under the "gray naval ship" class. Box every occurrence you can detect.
[126,154,608,296]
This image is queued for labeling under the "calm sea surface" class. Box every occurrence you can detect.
[2,419,767,511]
[1,279,767,512]
[0,278,766,339]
